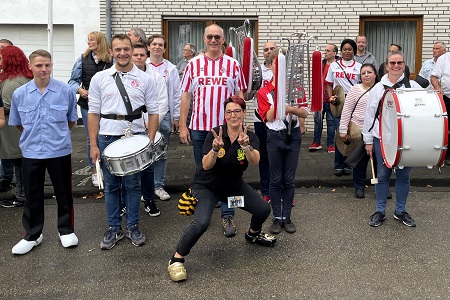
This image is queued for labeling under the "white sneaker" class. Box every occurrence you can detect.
[154,187,170,200]
[92,174,99,187]
[12,234,43,255]
[59,233,79,248]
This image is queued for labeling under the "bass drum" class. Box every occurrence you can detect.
[379,88,448,168]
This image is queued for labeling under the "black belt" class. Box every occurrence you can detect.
[100,113,142,122]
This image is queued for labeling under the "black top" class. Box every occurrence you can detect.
[193,125,260,195]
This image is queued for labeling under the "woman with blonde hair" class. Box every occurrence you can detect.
[69,31,113,187]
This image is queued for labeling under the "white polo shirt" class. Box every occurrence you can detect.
[89,64,159,135]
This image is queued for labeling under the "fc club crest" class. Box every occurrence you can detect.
[131,80,139,87]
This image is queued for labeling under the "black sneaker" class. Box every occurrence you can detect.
[334,169,344,177]
[245,231,277,247]
[369,212,386,227]
[283,219,296,233]
[393,211,416,227]
[1,197,24,208]
[387,191,393,199]
[222,216,237,237]
[343,167,352,175]
[144,201,160,217]
[269,219,282,234]
[355,189,365,198]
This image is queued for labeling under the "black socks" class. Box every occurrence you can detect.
[247,229,261,237]
[170,255,185,265]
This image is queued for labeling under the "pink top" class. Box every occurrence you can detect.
[339,84,370,134]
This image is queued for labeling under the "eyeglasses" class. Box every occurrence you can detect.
[225,109,243,116]
[388,61,404,66]
[205,35,222,41]
[263,47,276,52]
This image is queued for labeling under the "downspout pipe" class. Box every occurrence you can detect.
[106,0,112,43]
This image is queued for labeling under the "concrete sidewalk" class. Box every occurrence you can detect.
[5,125,446,199]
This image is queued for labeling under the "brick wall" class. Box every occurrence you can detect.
[100,0,450,130]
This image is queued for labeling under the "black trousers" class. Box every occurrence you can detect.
[22,154,74,241]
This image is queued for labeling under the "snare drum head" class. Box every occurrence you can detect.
[104,135,150,158]
[380,89,400,167]
[154,131,162,143]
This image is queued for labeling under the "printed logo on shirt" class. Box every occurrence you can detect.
[219,67,227,74]
[198,76,228,86]
[131,80,139,87]
[336,72,356,80]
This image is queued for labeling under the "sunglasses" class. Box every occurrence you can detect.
[205,35,222,41]
[388,61,404,66]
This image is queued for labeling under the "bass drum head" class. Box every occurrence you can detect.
[103,135,150,158]
[380,89,400,168]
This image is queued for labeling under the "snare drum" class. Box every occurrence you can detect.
[379,88,448,168]
[103,135,153,176]
[153,131,167,162]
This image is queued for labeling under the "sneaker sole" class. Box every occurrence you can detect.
[148,211,161,217]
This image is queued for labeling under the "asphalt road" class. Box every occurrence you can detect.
[1,187,450,299]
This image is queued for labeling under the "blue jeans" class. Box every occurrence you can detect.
[154,112,171,189]
[373,138,411,214]
[191,129,235,217]
[0,158,14,181]
[313,102,335,146]
[254,122,270,196]
[98,135,141,228]
[267,128,301,220]
[80,107,95,168]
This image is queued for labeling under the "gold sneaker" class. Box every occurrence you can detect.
[168,260,187,282]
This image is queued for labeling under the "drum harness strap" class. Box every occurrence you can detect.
[100,72,146,122]
[368,77,411,132]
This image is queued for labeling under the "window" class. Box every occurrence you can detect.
[360,16,423,77]
[163,18,258,65]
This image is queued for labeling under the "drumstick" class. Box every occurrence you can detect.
[95,160,104,190]
[370,158,378,185]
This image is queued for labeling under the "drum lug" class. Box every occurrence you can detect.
[398,146,410,150]
[438,167,442,174]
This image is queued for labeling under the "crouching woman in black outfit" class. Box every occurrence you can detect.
[168,96,276,282]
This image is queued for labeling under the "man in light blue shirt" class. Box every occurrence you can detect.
[418,41,446,87]
[9,49,79,255]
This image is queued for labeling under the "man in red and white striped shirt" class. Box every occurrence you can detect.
[178,23,246,237]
